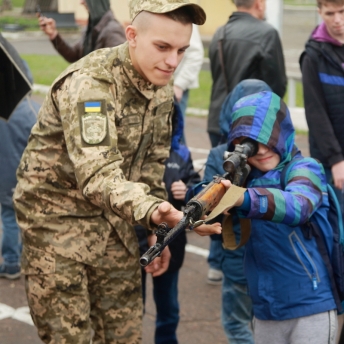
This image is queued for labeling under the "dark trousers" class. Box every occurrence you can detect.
[142,269,180,344]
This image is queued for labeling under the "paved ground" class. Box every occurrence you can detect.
[0,6,313,343]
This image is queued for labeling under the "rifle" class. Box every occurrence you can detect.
[139,138,258,267]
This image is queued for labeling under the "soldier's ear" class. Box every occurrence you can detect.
[126,25,137,47]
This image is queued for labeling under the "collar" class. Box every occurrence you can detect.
[118,42,158,100]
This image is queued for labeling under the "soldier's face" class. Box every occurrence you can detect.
[127,13,192,86]
[318,3,344,41]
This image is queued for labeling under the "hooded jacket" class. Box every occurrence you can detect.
[52,0,126,63]
[219,79,272,143]
[300,23,344,168]
[229,91,336,320]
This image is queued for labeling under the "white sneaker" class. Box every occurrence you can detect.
[207,268,223,285]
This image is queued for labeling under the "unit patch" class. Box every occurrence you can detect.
[81,101,107,145]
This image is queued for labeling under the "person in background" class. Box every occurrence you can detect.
[38,0,126,63]
[206,0,286,285]
[0,52,40,279]
[136,102,201,344]
[299,0,344,341]
[207,0,286,148]
[173,24,204,144]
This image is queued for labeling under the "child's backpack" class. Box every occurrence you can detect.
[281,158,344,314]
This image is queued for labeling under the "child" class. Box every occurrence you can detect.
[135,102,201,344]
[220,91,338,344]
[200,79,272,343]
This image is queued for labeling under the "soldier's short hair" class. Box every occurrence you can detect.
[232,0,256,9]
[317,0,344,7]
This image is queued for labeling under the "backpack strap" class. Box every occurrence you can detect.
[281,157,344,313]
[307,220,343,313]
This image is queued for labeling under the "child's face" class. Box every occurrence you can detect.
[234,138,280,172]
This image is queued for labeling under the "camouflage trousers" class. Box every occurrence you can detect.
[25,230,143,344]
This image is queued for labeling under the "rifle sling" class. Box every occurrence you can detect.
[205,185,251,250]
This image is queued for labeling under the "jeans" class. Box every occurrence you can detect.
[1,204,21,266]
[153,270,180,344]
[222,276,254,344]
[142,268,180,344]
[208,235,223,271]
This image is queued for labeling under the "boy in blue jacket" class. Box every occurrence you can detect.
[220,91,338,343]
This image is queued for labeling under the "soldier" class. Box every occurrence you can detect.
[13,1,220,343]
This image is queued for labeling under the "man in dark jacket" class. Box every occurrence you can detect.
[207,0,287,147]
[299,0,344,341]
[38,0,126,63]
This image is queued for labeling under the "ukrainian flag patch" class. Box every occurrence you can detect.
[85,101,101,113]
[80,100,107,145]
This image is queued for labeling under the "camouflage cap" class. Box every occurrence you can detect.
[129,0,206,25]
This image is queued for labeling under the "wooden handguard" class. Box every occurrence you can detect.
[190,177,227,215]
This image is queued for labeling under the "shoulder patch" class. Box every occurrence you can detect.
[80,100,107,145]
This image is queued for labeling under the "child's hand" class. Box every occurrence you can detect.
[171,180,187,200]
[193,221,222,236]
[220,180,245,212]
[221,179,232,190]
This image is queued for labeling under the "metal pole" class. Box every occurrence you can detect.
[265,0,283,36]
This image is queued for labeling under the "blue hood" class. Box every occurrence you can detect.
[228,91,299,169]
[219,79,272,141]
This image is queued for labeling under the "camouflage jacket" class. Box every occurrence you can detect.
[13,42,173,270]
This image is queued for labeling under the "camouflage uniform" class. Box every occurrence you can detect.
[13,42,173,343]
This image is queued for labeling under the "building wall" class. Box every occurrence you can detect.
[58,0,236,36]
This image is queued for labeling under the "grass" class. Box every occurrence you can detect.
[11,0,25,7]
[188,70,212,110]
[19,54,304,109]
[0,15,39,30]
[20,54,69,85]
[188,70,304,110]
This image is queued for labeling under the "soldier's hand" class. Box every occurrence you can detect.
[150,201,183,228]
[144,244,171,277]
